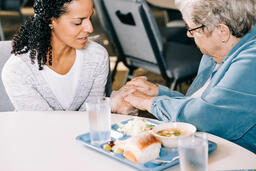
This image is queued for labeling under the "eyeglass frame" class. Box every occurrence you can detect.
[186,24,206,35]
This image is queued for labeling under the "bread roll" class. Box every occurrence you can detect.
[123,132,161,163]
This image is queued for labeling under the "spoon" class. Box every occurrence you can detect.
[151,155,179,164]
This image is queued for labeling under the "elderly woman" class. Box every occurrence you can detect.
[2,0,111,111]
[123,0,256,153]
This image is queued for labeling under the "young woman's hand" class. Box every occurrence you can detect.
[110,86,138,115]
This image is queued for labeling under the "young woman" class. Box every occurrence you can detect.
[2,0,110,111]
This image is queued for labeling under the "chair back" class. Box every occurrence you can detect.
[93,0,115,46]
[0,41,14,111]
[94,0,130,64]
[97,0,202,89]
[0,0,21,11]
[102,0,164,65]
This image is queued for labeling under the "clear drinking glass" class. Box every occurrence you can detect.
[178,132,208,171]
[86,97,111,145]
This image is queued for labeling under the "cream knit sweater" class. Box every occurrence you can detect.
[1,41,109,111]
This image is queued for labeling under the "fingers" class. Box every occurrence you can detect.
[125,77,158,96]
[126,76,148,87]
[133,76,147,80]
[124,92,145,110]
[128,108,139,116]
[114,101,138,115]
[110,87,137,114]
[118,86,136,97]
[124,91,153,113]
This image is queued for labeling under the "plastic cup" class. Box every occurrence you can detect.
[178,132,208,171]
[86,97,111,145]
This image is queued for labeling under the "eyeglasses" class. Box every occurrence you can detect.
[186,24,205,35]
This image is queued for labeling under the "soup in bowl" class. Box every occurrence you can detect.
[151,122,196,148]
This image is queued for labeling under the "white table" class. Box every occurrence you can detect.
[0,111,255,171]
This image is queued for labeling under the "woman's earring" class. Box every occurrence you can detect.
[221,40,225,43]
[49,26,53,30]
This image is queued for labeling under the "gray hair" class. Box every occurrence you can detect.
[175,0,256,37]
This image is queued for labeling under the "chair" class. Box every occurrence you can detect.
[94,0,133,82]
[94,0,193,84]
[0,40,14,111]
[0,0,25,40]
[96,0,202,90]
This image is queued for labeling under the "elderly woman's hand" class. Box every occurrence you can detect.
[110,86,138,115]
[125,76,159,96]
[124,90,154,113]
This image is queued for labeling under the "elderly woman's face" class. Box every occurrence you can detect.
[185,20,225,63]
[50,0,94,50]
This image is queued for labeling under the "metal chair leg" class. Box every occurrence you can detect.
[0,19,5,40]
[111,57,121,82]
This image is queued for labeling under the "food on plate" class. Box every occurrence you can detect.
[123,132,161,163]
[103,140,115,152]
[112,140,126,153]
[108,140,115,147]
[117,117,155,136]
[156,128,185,137]
[103,140,126,154]
[113,147,124,154]
[103,144,112,151]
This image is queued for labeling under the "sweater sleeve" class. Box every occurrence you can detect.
[79,43,110,110]
[1,56,53,111]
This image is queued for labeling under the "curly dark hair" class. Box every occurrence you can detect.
[11,0,73,70]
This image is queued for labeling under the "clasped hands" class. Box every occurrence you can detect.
[111,76,159,115]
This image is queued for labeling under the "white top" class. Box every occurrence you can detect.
[41,50,81,109]
[191,64,221,98]
[0,111,255,171]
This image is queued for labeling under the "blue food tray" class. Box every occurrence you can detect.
[76,119,217,171]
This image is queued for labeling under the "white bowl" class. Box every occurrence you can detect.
[151,122,196,148]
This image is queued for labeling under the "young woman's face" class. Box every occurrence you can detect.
[51,0,94,49]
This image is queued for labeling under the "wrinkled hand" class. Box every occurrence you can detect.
[110,86,138,115]
[126,76,158,96]
[124,90,154,113]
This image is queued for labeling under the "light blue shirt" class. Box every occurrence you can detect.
[151,24,256,153]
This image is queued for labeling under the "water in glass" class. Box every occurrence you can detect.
[87,97,111,145]
[178,133,208,171]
